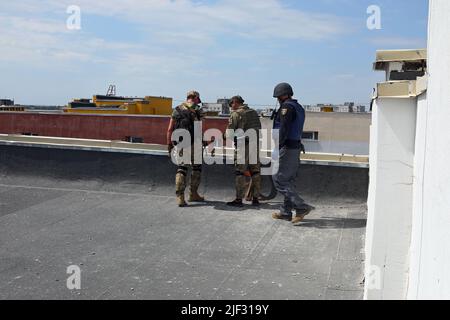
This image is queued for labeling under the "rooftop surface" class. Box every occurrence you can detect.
[0,145,368,300]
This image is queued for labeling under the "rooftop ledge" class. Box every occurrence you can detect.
[0,134,369,168]
[373,48,428,98]
[374,49,427,70]
[376,75,428,98]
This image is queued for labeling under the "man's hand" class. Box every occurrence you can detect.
[300,143,306,154]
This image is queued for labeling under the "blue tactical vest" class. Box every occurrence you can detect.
[273,99,305,141]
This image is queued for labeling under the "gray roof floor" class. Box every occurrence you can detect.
[0,146,367,300]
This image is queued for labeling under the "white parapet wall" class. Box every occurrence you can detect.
[407,92,428,299]
[365,97,417,299]
[365,0,450,300]
[407,0,450,299]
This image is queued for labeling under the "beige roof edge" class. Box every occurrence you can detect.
[376,75,428,98]
[375,49,427,63]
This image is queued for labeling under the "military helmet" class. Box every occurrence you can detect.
[229,95,245,106]
[273,83,294,98]
[187,90,202,103]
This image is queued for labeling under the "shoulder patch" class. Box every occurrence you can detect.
[281,108,288,116]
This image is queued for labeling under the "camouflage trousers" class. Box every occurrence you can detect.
[234,148,261,200]
[175,146,202,196]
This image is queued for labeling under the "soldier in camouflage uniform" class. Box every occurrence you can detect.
[225,96,262,207]
[167,90,205,207]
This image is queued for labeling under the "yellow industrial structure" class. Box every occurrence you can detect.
[64,95,173,115]
[64,86,173,115]
[321,105,334,113]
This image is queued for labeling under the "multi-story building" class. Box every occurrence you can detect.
[202,103,222,114]
[260,111,371,155]
[0,99,14,106]
[216,98,231,115]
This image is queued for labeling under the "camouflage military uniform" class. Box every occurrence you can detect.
[227,105,262,200]
[172,102,204,199]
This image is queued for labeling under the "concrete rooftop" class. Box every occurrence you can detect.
[0,145,368,300]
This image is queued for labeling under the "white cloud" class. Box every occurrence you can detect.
[7,16,65,34]
[105,0,345,40]
[2,0,349,41]
[0,0,351,77]
[0,15,139,66]
[0,0,353,104]
[115,52,200,77]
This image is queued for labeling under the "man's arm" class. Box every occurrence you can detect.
[167,118,175,154]
[167,118,175,145]
[225,112,239,139]
[278,105,295,147]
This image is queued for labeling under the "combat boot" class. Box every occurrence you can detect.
[177,194,188,207]
[272,212,292,221]
[291,205,315,224]
[189,169,204,202]
[175,169,188,207]
[226,199,243,207]
[252,197,260,206]
[188,191,205,202]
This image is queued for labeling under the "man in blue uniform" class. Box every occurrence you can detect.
[271,83,315,224]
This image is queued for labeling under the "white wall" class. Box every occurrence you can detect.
[408,92,428,299]
[364,98,417,299]
[364,101,378,297]
[407,0,450,299]
[365,0,450,299]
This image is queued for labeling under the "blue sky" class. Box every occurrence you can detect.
[0,0,429,107]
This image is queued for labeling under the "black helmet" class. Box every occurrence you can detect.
[273,83,294,98]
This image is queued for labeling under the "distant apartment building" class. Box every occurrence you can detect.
[333,105,350,113]
[302,111,371,154]
[202,98,231,116]
[305,105,322,112]
[307,102,368,113]
[202,103,223,114]
[0,99,14,106]
[0,99,23,112]
[353,105,367,113]
[216,98,231,115]
[260,111,371,155]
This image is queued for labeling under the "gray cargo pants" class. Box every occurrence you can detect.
[273,147,308,216]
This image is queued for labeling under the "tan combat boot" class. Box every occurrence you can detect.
[188,190,205,202]
[189,170,204,202]
[177,194,188,207]
[291,205,315,224]
[175,172,187,207]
